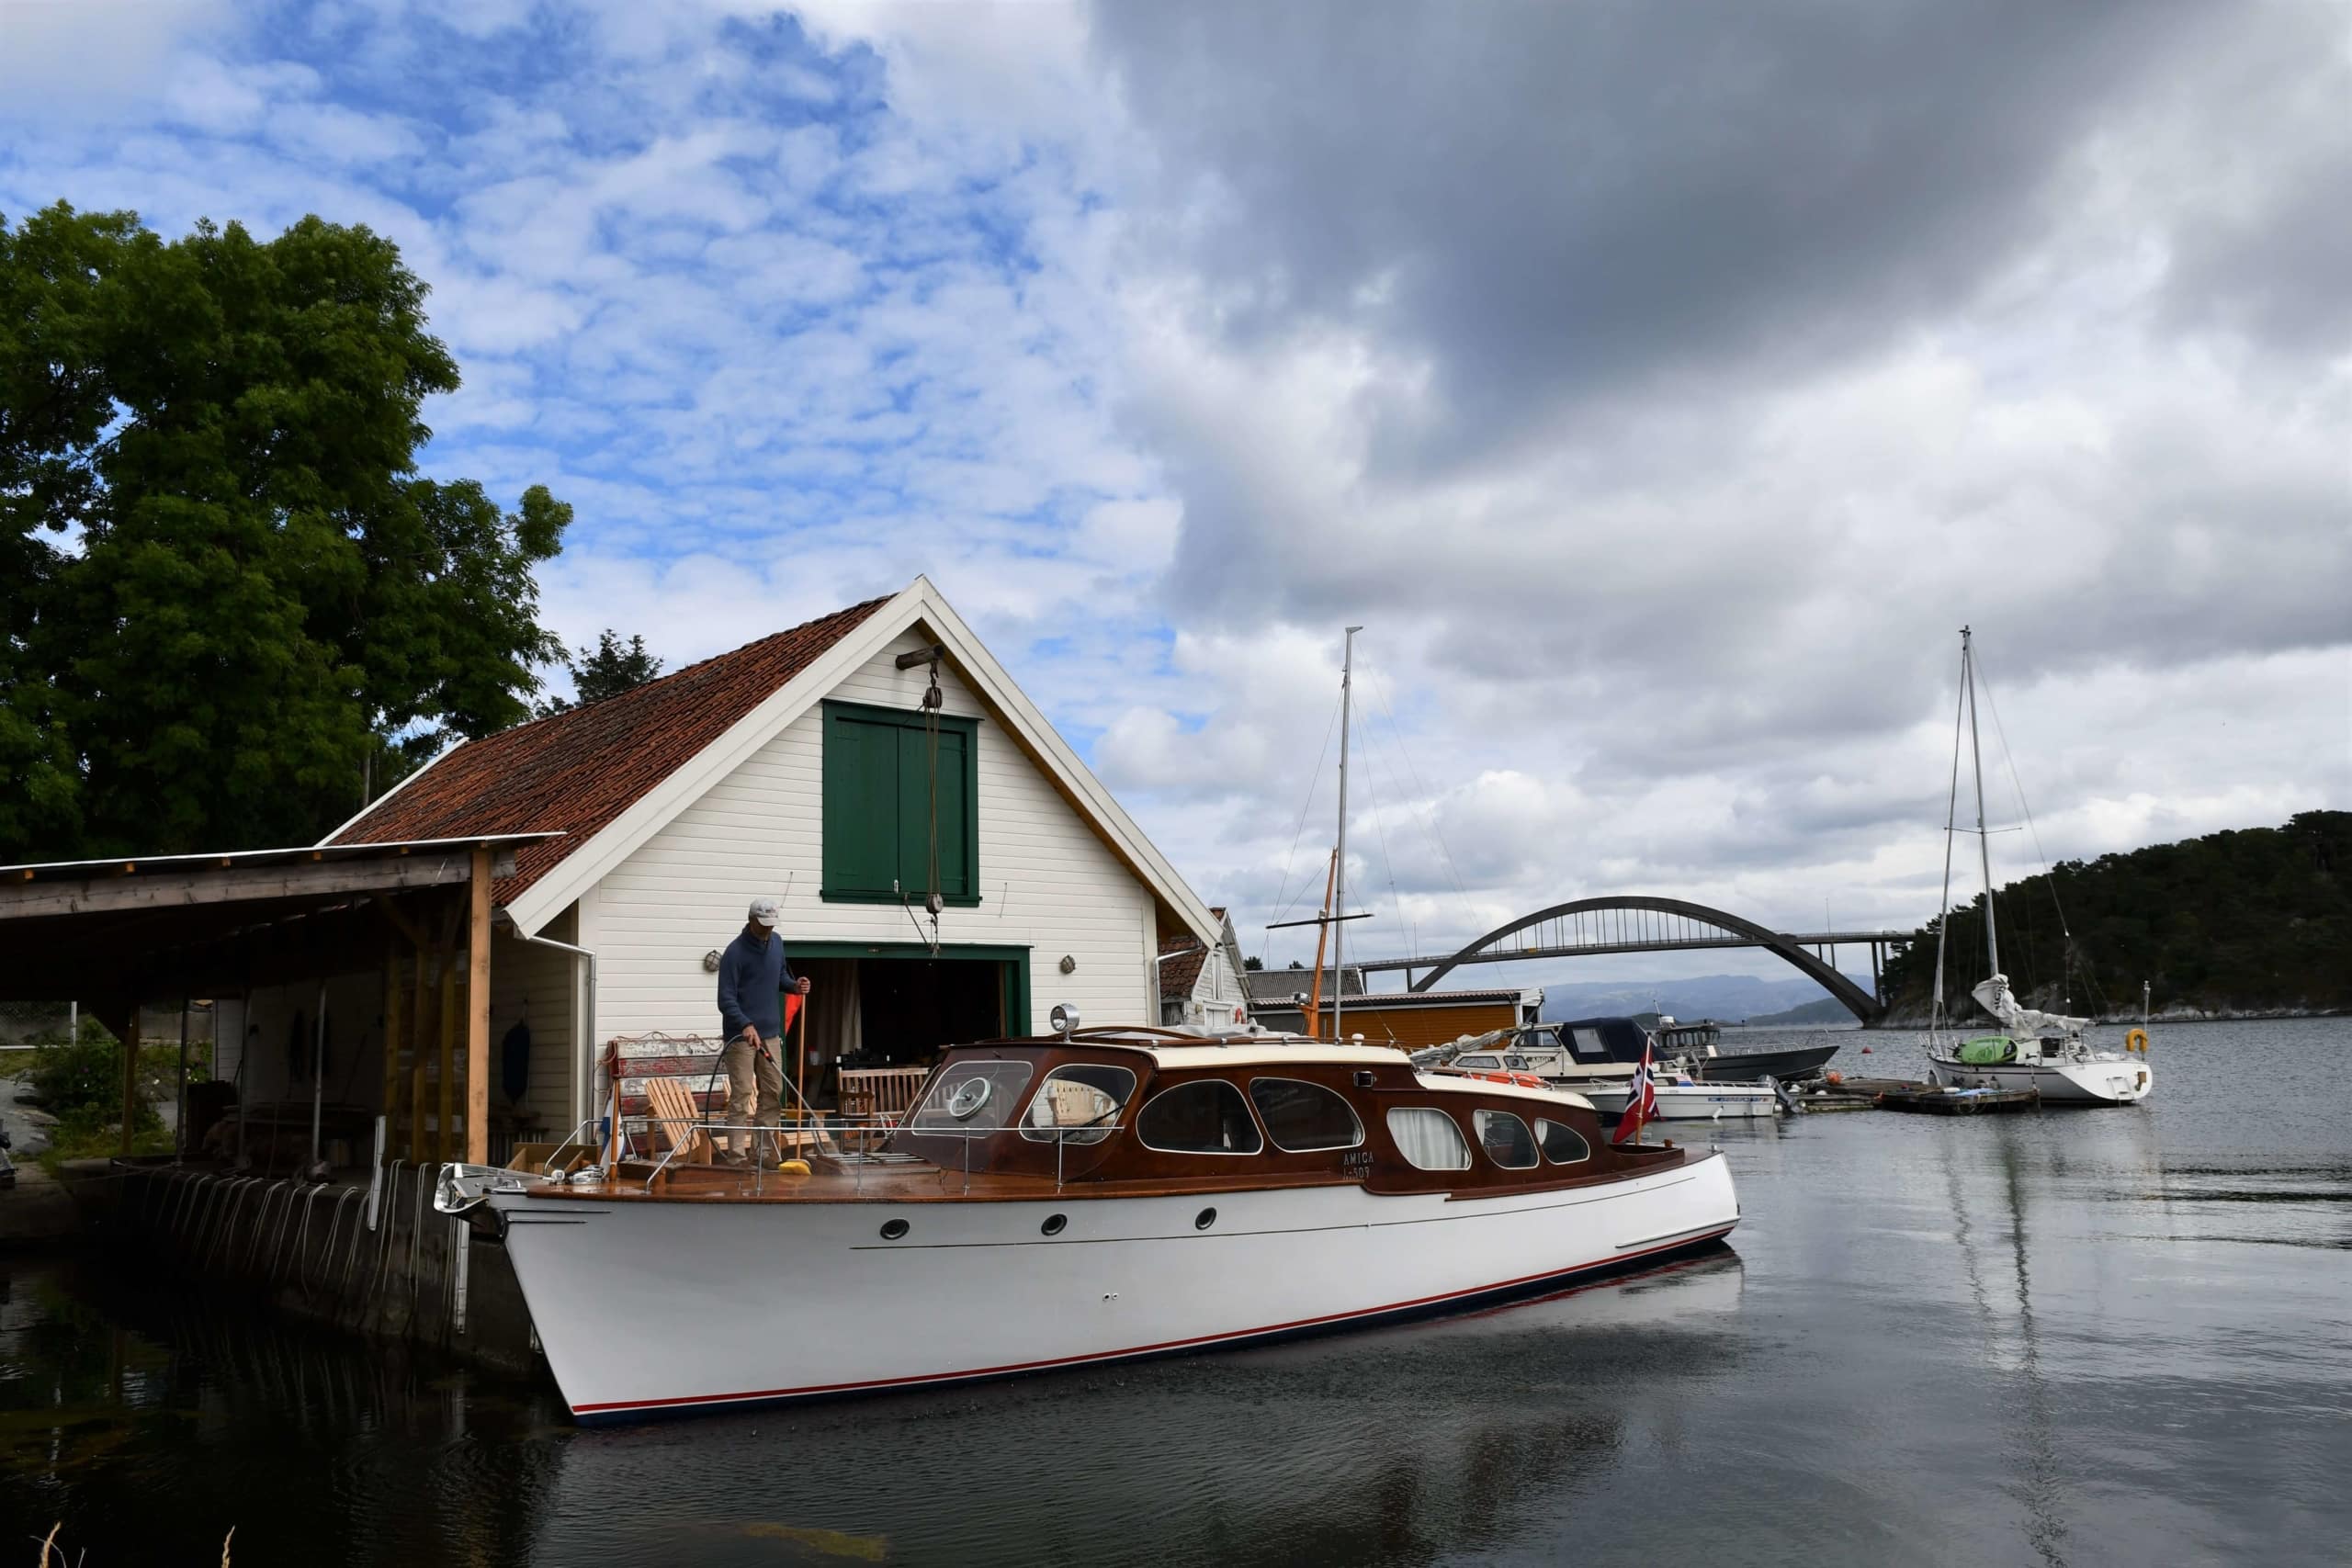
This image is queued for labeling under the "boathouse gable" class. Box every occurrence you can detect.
[326,579,1218,1140]
[590,626,1161,1056]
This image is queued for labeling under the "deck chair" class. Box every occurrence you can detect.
[644,1077,713,1166]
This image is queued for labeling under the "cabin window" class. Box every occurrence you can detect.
[1136,1079,1263,1156]
[1249,1077,1364,1152]
[820,699,981,906]
[1534,1119,1590,1165]
[1473,1110,1540,1169]
[1020,1064,1136,1145]
[1385,1108,1470,1171]
[908,1060,1033,1131]
[1566,1028,1613,1062]
[1457,1055,1501,1069]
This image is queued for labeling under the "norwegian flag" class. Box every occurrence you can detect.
[1611,1030,1659,1145]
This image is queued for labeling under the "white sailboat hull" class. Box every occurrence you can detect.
[1579,1083,1781,1121]
[1925,1053,2152,1105]
[488,1156,1740,1422]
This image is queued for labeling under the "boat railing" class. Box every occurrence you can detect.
[616,1110,1131,1196]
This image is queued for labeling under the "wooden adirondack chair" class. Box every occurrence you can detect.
[644,1076,713,1166]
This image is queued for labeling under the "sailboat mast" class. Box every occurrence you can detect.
[1931,637,1967,1027]
[1332,626,1361,1041]
[1962,626,2000,976]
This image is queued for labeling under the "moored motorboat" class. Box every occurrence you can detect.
[437,1021,1741,1423]
[1579,1074,1782,1122]
[1657,1019,1843,1084]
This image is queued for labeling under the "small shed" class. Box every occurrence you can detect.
[1158,908,1250,1029]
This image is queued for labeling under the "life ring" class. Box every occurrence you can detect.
[2124,1028,2149,1054]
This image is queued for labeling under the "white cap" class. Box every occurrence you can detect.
[748,897,781,929]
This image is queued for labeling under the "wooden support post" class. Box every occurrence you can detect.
[119,1007,141,1156]
[408,944,430,1159]
[437,948,458,1163]
[466,846,492,1166]
[381,938,403,1161]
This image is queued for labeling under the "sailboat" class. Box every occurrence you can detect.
[1921,628,2152,1107]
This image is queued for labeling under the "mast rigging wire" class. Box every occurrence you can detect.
[1259,690,1345,961]
[1363,663,1479,937]
[1931,646,1967,1036]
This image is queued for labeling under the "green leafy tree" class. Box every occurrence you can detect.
[537,629,663,716]
[0,202,571,860]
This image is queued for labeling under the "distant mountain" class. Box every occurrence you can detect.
[1742,997,1856,1026]
[1537,973,1872,1024]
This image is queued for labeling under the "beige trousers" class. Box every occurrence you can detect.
[718,1034,785,1157]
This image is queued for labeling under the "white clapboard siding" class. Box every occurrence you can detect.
[489,905,580,1141]
[592,630,1157,1042]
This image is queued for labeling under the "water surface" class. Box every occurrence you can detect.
[3,1019,2346,1566]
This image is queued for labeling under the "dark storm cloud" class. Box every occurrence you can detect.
[1092,0,2207,464]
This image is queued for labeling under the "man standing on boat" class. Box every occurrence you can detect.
[716,897,812,1165]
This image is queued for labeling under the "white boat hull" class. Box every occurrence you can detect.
[1925,1053,2151,1105]
[1579,1083,1781,1121]
[489,1157,1740,1422]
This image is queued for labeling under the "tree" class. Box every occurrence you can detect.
[537,629,663,716]
[0,202,571,860]
[1242,955,1264,971]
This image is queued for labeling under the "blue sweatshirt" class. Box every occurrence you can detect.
[717,930,797,1041]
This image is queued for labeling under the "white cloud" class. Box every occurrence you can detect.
[1,0,2340,998]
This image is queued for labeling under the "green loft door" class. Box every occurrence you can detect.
[894,722,972,901]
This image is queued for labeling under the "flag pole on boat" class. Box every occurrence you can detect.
[1333,626,1361,1043]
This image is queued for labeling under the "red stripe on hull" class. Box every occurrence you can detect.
[571,1223,1736,1420]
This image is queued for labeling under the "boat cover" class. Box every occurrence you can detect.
[1956,1035,2016,1064]
[1971,975,2087,1040]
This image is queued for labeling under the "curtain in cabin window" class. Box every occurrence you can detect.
[1385,1107,1470,1171]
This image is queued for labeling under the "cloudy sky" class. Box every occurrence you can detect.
[4,0,2346,989]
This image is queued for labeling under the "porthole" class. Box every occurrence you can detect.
[1194,1206,1217,1231]
[879,1218,910,1241]
[1041,1213,1068,1236]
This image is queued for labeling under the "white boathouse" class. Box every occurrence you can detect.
[288,576,1220,1149]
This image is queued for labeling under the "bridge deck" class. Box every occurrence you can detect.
[1352,929,1909,974]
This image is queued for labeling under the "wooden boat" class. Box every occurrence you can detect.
[437,1021,1740,1423]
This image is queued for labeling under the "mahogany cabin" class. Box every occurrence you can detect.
[528,1027,1694,1208]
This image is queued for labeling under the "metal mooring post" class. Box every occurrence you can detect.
[365,1116,387,1231]
[451,1215,471,1335]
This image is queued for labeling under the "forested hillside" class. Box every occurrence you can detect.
[1879,811,2350,1018]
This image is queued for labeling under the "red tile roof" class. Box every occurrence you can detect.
[1157,906,1228,998]
[332,595,891,901]
[1158,933,1210,998]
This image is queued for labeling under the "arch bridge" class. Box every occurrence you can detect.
[1351,896,1906,1024]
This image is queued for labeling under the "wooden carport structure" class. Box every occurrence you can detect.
[0,834,556,1166]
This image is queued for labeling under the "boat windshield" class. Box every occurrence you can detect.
[908,1060,1035,1134]
[1020,1064,1136,1145]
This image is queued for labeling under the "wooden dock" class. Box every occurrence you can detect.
[1792,1077,2040,1115]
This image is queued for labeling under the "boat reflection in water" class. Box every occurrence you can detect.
[527,1249,1751,1568]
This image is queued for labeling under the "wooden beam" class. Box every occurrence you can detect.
[437,947,457,1164]
[380,936,402,1156]
[0,852,514,922]
[466,846,492,1165]
[370,890,429,952]
[408,945,430,1160]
